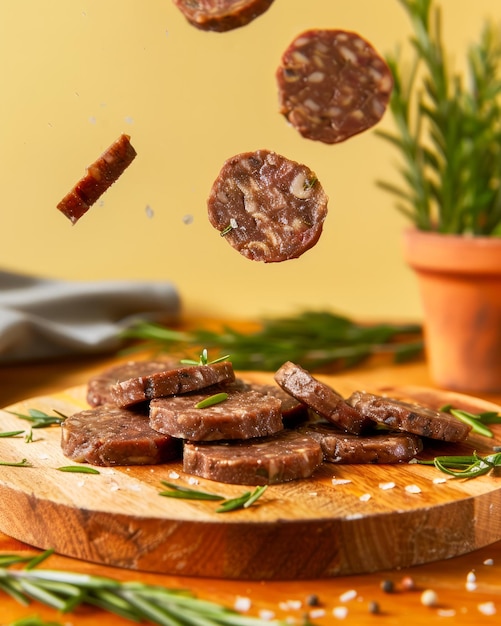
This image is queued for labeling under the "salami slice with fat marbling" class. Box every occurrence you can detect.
[277,29,393,144]
[207,149,328,262]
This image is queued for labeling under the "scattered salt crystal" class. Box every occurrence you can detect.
[187,476,199,485]
[183,214,194,225]
[309,608,326,619]
[309,492,318,497]
[433,477,447,484]
[77,480,86,488]
[333,605,348,619]
[168,471,180,479]
[483,558,494,566]
[279,600,301,611]
[405,484,421,494]
[339,589,357,602]
[258,609,275,620]
[145,205,154,219]
[478,601,496,616]
[466,571,476,583]
[420,589,438,607]
[359,493,371,502]
[124,116,134,124]
[437,609,456,617]
[230,217,238,229]
[332,478,352,485]
[89,116,96,124]
[466,581,477,591]
[109,483,120,492]
[38,454,49,460]
[234,596,251,612]
[129,484,142,492]
[379,481,395,490]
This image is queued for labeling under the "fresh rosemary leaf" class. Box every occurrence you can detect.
[0,430,25,438]
[26,549,55,571]
[121,311,423,372]
[6,409,66,429]
[181,348,231,366]
[216,486,267,513]
[439,405,501,438]
[195,392,228,409]
[56,466,101,474]
[7,615,64,626]
[159,481,225,501]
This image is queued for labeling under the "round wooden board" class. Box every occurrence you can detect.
[1,372,501,580]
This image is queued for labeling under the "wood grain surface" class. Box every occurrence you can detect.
[1,372,501,581]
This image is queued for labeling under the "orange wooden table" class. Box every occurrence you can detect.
[1,320,501,625]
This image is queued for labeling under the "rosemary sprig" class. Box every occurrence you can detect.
[0,550,292,626]
[0,430,25,438]
[159,481,268,512]
[416,451,501,478]
[440,404,501,438]
[181,348,230,366]
[376,0,501,234]
[121,311,423,372]
[6,409,66,429]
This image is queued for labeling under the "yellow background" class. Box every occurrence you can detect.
[0,0,498,322]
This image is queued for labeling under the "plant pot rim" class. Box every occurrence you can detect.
[403,228,501,275]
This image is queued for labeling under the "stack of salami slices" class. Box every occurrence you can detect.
[61,359,471,486]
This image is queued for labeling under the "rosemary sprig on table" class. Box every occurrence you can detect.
[159,481,268,512]
[0,551,292,626]
[415,451,501,479]
[121,311,423,371]
[5,409,66,429]
[440,404,501,438]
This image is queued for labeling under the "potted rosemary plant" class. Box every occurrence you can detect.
[377,0,501,392]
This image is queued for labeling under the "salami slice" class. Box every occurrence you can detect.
[61,405,180,466]
[57,134,137,224]
[208,150,328,262]
[110,361,235,408]
[149,384,283,441]
[276,29,393,144]
[183,430,323,485]
[303,423,423,464]
[172,0,275,32]
[86,359,180,407]
[347,391,472,442]
[274,361,372,435]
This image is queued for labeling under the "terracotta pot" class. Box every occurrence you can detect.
[403,229,501,393]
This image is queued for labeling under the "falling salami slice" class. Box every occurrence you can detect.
[172,0,275,32]
[208,150,328,262]
[61,405,181,466]
[183,430,323,485]
[347,391,472,442]
[276,29,393,144]
[303,423,423,464]
[57,134,137,224]
[149,384,283,441]
[110,361,235,408]
[274,361,372,435]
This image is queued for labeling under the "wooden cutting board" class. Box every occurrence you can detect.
[1,372,501,580]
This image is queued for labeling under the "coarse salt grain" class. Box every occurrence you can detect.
[234,596,251,612]
[466,571,476,583]
[309,608,326,619]
[333,606,348,619]
[339,589,357,602]
[484,558,494,566]
[187,477,199,485]
[437,609,456,617]
[168,471,180,479]
[332,478,352,485]
[478,601,496,616]
[405,484,422,494]
[420,589,438,607]
[258,609,275,620]
[433,477,447,484]
[379,481,396,490]
[145,205,154,219]
[359,493,371,502]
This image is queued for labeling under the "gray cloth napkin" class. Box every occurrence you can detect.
[0,271,180,362]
